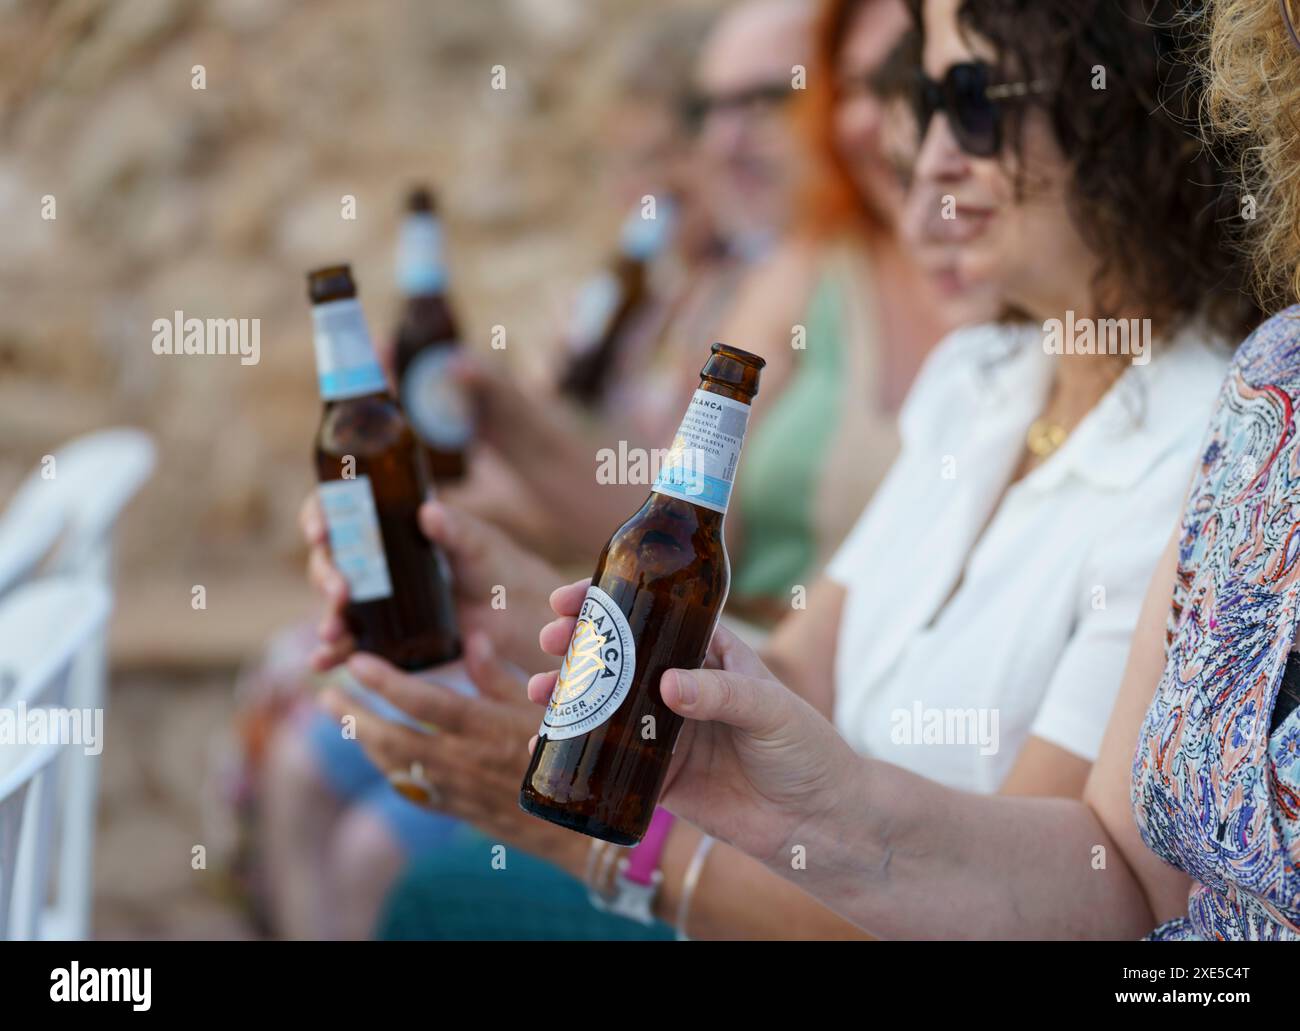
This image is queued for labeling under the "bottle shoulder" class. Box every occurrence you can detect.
[317,393,411,457]
[602,495,728,585]
[396,295,460,358]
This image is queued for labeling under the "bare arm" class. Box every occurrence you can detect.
[647,601,1088,941]
[761,525,1189,937]
[761,576,845,719]
[651,825,869,940]
[999,737,1090,797]
[1082,526,1192,924]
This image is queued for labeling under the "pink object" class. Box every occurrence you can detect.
[624,808,675,885]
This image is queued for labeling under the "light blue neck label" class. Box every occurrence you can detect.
[651,389,750,513]
[396,214,447,295]
[312,298,386,400]
[620,197,676,261]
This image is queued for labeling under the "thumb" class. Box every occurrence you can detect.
[659,667,790,738]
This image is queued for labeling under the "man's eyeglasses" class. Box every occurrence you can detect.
[683,82,794,129]
[915,61,1048,158]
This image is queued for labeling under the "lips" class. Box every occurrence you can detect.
[928,204,995,243]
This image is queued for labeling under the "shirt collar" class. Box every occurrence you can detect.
[1022,318,1229,494]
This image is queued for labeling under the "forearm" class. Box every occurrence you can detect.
[652,823,868,940]
[759,579,845,719]
[542,816,868,939]
[778,756,1158,940]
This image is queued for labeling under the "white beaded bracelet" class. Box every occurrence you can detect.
[674,834,716,941]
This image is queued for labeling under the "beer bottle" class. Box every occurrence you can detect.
[309,264,461,670]
[393,187,473,483]
[520,342,763,844]
[556,199,676,408]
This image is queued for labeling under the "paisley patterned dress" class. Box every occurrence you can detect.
[1133,307,1300,939]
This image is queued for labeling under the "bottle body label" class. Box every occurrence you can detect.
[318,476,393,603]
[541,585,636,741]
[401,347,474,449]
[312,299,387,400]
[651,389,750,513]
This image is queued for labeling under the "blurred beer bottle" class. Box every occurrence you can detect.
[520,342,763,845]
[556,198,676,408]
[393,187,473,483]
[308,264,461,670]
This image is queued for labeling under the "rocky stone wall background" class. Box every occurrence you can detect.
[0,0,725,663]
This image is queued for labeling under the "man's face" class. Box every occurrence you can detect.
[692,1,812,246]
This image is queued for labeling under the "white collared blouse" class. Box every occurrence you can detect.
[827,320,1231,793]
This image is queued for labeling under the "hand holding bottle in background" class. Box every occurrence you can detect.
[307,264,461,670]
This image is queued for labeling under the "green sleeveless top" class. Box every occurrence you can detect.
[730,250,897,607]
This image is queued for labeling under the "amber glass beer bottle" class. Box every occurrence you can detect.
[308,264,461,670]
[520,342,763,844]
[556,199,676,408]
[392,187,472,483]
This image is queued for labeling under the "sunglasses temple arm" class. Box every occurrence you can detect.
[1286,0,1300,52]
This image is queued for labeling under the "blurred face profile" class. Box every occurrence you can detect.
[693,0,813,248]
[832,0,910,219]
[912,0,1088,320]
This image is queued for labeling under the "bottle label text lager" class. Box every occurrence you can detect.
[542,584,636,741]
[521,342,764,845]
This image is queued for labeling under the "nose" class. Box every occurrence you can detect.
[912,111,968,186]
[699,107,750,161]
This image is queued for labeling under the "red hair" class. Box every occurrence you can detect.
[792,0,892,242]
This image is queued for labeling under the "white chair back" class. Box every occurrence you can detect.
[1,578,112,707]
[0,427,155,596]
[41,430,153,940]
[0,466,67,599]
[0,736,62,940]
[0,429,154,939]
[44,428,157,578]
[0,578,112,941]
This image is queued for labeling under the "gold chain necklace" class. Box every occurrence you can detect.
[1026,419,1068,458]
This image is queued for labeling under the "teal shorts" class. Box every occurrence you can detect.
[377,824,676,941]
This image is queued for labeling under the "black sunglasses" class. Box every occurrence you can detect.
[916,61,1047,158]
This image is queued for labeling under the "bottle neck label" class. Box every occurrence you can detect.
[540,584,637,741]
[312,299,387,401]
[619,196,675,260]
[651,389,750,514]
[317,476,393,603]
[565,271,621,353]
[396,213,447,295]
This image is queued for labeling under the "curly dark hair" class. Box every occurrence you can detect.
[909,0,1260,341]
